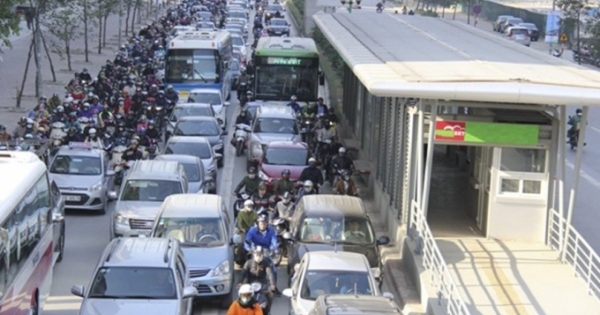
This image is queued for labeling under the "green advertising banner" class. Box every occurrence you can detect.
[464,121,539,145]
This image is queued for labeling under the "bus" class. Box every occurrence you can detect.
[0,151,65,315]
[252,37,320,103]
[165,30,234,102]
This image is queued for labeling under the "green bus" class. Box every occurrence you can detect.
[252,37,320,102]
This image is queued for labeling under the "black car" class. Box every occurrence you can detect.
[266,18,290,36]
[282,195,390,281]
[265,3,285,22]
[519,22,539,41]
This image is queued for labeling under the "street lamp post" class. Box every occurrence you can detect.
[340,0,361,12]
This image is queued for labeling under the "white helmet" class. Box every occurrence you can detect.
[290,95,297,101]
[244,199,254,209]
[303,180,314,191]
[238,284,253,295]
[338,147,346,154]
[89,128,97,135]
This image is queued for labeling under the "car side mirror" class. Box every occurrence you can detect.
[222,130,229,136]
[182,286,198,299]
[106,169,115,176]
[71,285,85,297]
[282,288,294,298]
[377,236,391,245]
[215,153,223,160]
[107,191,118,200]
[52,212,64,223]
[282,231,292,240]
[224,102,230,106]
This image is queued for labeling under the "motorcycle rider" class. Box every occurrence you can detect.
[84,128,101,145]
[238,246,275,315]
[316,120,337,159]
[165,85,180,104]
[295,180,317,205]
[273,169,295,196]
[234,167,262,197]
[276,192,294,219]
[244,217,280,294]
[252,183,276,219]
[237,200,258,234]
[122,140,143,162]
[315,97,328,116]
[298,158,323,193]
[63,127,83,144]
[146,122,161,141]
[334,172,359,196]
[567,108,583,139]
[13,117,30,138]
[376,1,384,11]
[330,147,355,182]
[235,109,253,126]
[79,68,93,82]
[286,95,301,114]
[0,125,11,141]
[226,284,264,315]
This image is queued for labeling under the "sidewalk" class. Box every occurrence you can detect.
[0,3,166,129]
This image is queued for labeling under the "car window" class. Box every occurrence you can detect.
[171,106,213,122]
[182,162,202,182]
[264,148,308,165]
[175,120,220,136]
[300,270,373,300]
[88,267,177,299]
[188,92,222,105]
[50,155,102,175]
[298,216,375,244]
[166,141,213,159]
[121,180,183,202]
[232,37,244,46]
[253,118,298,134]
[271,19,287,26]
[154,217,226,246]
[510,28,528,35]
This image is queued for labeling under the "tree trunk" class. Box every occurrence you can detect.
[40,32,57,82]
[125,0,132,36]
[103,13,109,47]
[131,1,138,34]
[98,15,103,54]
[17,38,35,109]
[66,42,72,71]
[84,0,90,62]
[453,4,457,19]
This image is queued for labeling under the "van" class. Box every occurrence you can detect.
[150,194,234,307]
[308,295,402,315]
[108,160,188,238]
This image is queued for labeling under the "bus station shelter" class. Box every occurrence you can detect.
[313,10,600,315]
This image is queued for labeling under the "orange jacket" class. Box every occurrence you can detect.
[226,300,263,315]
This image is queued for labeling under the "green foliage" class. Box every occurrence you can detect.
[417,9,439,17]
[291,0,305,18]
[0,0,26,53]
[312,28,343,80]
[286,0,304,32]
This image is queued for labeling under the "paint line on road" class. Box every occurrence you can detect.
[44,295,82,311]
[221,105,241,212]
[590,126,600,134]
[565,160,600,189]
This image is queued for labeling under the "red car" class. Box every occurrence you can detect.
[258,141,311,191]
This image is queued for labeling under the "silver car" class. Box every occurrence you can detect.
[247,105,301,166]
[154,154,216,194]
[71,237,197,315]
[164,136,220,192]
[167,102,222,135]
[505,26,531,47]
[187,88,230,130]
[48,143,112,214]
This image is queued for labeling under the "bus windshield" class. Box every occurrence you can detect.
[165,49,219,83]
[255,64,318,101]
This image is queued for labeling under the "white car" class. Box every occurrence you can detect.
[231,33,247,57]
[282,251,393,315]
[187,88,229,129]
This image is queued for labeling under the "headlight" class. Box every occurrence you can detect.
[213,143,223,151]
[90,181,103,192]
[114,214,129,225]
[211,260,230,276]
[371,267,382,279]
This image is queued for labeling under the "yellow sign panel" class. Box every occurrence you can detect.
[560,33,568,42]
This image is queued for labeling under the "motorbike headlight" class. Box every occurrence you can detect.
[114,214,129,225]
[90,181,103,192]
[211,260,230,276]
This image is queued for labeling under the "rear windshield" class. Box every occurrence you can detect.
[510,28,528,35]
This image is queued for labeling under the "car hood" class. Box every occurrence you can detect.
[268,25,288,30]
[262,164,305,181]
[253,133,299,144]
[181,245,229,270]
[212,104,224,115]
[188,181,202,193]
[81,299,179,315]
[50,173,102,189]
[202,135,222,146]
[295,242,380,268]
[115,201,163,220]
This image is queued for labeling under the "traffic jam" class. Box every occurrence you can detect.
[0,0,402,314]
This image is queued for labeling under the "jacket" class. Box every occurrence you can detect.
[226,300,263,315]
[239,259,276,286]
[273,179,295,195]
[244,225,278,251]
[294,187,316,206]
[237,210,257,233]
[235,176,262,195]
[299,165,323,186]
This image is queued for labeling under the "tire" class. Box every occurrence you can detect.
[56,223,65,263]
[219,291,233,309]
[236,141,244,156]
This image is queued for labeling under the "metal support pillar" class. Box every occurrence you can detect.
[561,106,589,262]
[557,105,567,250]
[118,0,123,48]
[405,104,417,229]
[415,100,425,210]
[421,101,438,218]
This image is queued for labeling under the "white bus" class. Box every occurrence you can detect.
[0,151,65,315]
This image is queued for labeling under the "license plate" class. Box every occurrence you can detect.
[65,196,81,202]
[178,91,189,99]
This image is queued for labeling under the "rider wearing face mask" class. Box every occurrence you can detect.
[226,284,263,315]
[234,167,262,196]
[238,246,275,314]
[236,200,257,234]
[276,191,294,219]
[273,169,294,196]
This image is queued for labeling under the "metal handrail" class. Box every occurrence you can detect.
[411,201,472,315]
[547,209,600,300]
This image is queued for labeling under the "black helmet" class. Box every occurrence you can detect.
[258,182,267,190]
[282,169,291,175]
[248,166,257,174]
[576,108,583,114]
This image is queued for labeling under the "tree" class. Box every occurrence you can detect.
[558,0,591,55]
[42,3,82,71]
[0,0,25,54]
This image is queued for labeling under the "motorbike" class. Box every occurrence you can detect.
[233,123,251,156]
[250,282,269,314]
[376,5,383,12]
[317,138,332,162]
[50,122,67,153]
[271,217,289,259]
[233,192,251,218]
[111,145,128,185]
[568,127,582,150]
[336,176,359,196]
[299,117,314,144]
[330,168,350,186]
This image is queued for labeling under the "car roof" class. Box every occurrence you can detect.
[498,15,513,18]
[102,237,177,268]
[160,193,222,217]
[56,145,103,157]
[317,295,402,314]
[301,195,367,217]
[190,88,221,94]
[178,116,218,122]
[270,18,287,22]
[257,105,295,117]
[167,136,211,144]
[266,141,307,149]
[175,102,212,108]
[519,22,536,27]
[127,160,182,180]
[230,33,243,39]
[155,154,201,164]
[306,251,370,272]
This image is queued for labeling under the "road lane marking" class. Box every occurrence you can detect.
[590,126,600,134]
[44,295,82,311]
[565,160,600,189]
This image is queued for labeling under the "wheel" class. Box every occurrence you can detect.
[236,141,244,156]
[56,223,65,263]
[29,292,39,315]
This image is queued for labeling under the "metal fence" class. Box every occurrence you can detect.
[547,209,600,300]
[411,201,472,315]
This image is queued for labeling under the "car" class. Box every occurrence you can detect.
[71,237,197,315]
[519,22,539,41]
[230,1,249,11]
[225,17,248,29]
[197,21,217,31]
[48,142,112,213]
[154,154,214,194]
[505,26,531,47]
[226,23,248,41]
[265,3,285,21]
[50,180,66,262]
[258,141,310,191]
[229,58,244,89]
[266,17,290,36]
[187,88,230,129]
[502,17,524,33]
[246,105,301,166]
[231,33,247,57]
[164,136,220,185]
[282,195,391,279]
[167,102,222,136]
[282,251,393,315]
[150,194,233,307]
[308,295,402,315]
[493,15,513,32]
[195,10,213,22]
[172,116,226,167]
[227,10,247,20]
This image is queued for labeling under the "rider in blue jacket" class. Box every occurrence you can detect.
[245,216,280,293]
[287,95,301,114]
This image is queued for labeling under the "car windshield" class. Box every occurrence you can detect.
[253,118,298,134]
[264,148,307,165]
[154,217,225,246]
[198,22,214,29]
[521,23,536,29]
[298,217,375,244]
[230,60,241,71]
[175,120,220,136]
[300,270,373,300]
[165,49,219,82]
[166,142,212,159]
[270,19,287,26]
[88,267,177,299]
[50,155,102,175]
[188,92,222,105]
[228,11,246,19]
[121,180,182,202]
[232,36,244,46]
[508,18,523,24]
[268,4,283,11]
[511,28,528,35]
[182,162,202,182]
[198,12,212,20]
[171,106,212,122]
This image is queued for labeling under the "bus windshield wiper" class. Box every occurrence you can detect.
[194,69,208,83]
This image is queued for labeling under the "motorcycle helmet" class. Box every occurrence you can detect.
[303,180,314,192]
[243,199,254,209]
[238,283,253,296]
[89,128,97,137]
[290,95,297,101]
[258,183,267,191]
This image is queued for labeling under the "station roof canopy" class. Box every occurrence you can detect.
[312,11,600,105]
